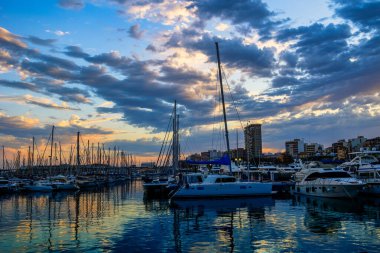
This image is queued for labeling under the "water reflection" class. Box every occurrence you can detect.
[170,197,275,253]
[0,182,135,252]
[0,181,379,252]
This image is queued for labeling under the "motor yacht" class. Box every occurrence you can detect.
[338,151,380,195]
[291,168,365,198]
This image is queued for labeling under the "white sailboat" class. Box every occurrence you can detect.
[171,42,273,199]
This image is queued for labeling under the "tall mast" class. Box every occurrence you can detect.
[59,142,62,165]
[77,131,80,166]
[172,100,178,175]
[50,125,55,166]
[215,42,232,174]
[32,137,35,167]
[2,146,4,170]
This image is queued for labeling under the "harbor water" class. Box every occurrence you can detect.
[0,180,379,252]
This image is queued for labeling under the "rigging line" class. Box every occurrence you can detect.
[157,121,173,168]
[156,108,174,166]
[180,127,192,160]
[221,66,246,132]
[41,132,52,166]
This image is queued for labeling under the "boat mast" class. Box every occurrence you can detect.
[172,100,178,175]
[31,137,35,175]
[215,42,232,174]
[77,131,80,167]
[50,125,54,166]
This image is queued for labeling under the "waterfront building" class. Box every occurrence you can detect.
[332,139,349,154]
[200,151,209,160]
[285,139,305,158]
[305,143,324,157]
[348,136,367,152]
[244,124,262,159]
[231,148,246,160]
[363,137,380,150]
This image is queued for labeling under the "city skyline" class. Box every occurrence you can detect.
[1,0,380,163]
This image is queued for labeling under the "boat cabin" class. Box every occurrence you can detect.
[303,171,352,181]
[203,174,237,184]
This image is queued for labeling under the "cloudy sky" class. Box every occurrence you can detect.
[0,0,379,164]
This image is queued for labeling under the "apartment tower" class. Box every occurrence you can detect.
[244,124,262,159]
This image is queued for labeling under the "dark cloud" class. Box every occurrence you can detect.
[189,0,286,38]
[25,99,80,111]
[333,0,380,30]
[26,36,56,46]
[58,0,84,10]
[128,24,144,39]
[191,35,275,77]
[0,79,38,91]
[64,45,91,58]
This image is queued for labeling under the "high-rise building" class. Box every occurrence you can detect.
[244,124,262,159]
[285,138,305,157]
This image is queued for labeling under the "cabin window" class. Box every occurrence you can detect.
[240,186,247,189]
[311,187,316,192]
[306,187,310,193]
[305,172,351,181]
[222,178,236,183]
[297,187,300,192]
[322,187,326,192]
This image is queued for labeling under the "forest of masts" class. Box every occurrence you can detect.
[1,125,136,171]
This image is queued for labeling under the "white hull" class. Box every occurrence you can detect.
[172,181,272,198]
[292,183,363,198]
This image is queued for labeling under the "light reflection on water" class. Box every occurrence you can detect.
[0,180,379,252]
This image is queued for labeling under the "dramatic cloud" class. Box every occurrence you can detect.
[165,31,276,77]
[189,0,287,38]
[333,0,380,30]
[2,0,380,156]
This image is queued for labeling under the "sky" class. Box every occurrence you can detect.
[0,0,380,164]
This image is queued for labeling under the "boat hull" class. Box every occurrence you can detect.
[53,184,79,191]
[23,185,53,192]
[172,182,273,199]
[361,182,380,195]
[292,183,363,198]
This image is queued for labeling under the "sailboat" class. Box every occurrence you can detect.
[171,42,273,199]
[143,100,179,196]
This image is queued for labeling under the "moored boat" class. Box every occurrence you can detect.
[171,174,272,199]
[291,168,365,198]
[23,180,54,192]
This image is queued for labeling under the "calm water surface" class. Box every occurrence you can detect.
[0,180,379,252]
